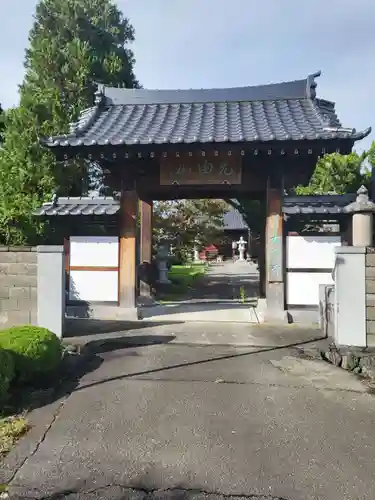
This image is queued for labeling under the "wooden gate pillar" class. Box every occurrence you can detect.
[139,198,153,301]
[119,189,138,315]
[265,172,287,322]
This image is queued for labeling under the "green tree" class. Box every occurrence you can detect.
[230,150,371,240]
[0,0,139,245]
[153,199,228,262]
[0,103,5,144]
[294,151,370,195]
[368,140,375,171]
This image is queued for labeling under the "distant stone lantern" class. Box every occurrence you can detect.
[344,186,375,247]
[237,236,247,261]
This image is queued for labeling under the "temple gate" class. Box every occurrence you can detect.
[37,71,370,323]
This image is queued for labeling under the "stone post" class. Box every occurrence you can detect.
[193,240,201,262]
[37,246,65,338]
[156,241,171,284]
[344,186,375,247]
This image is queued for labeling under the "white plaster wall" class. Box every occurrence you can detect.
[287,272,333,306]
[69,270,118,302]
[70,236,119,267]
[286,235,341,307]
[69,236,119,302]
[287,235,341,269]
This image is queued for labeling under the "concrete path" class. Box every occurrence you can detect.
[65,322,323,348]
[4,326,375,500]
[140,261,261,323]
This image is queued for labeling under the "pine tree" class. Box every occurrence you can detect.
[0,0,139,245]
[0,103,5,144]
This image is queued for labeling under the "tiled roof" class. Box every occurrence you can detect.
[42,72,371,148]
[35,194,357,218]
[283,194,356,215]
[33,197,120,216]
[223,208,248,230]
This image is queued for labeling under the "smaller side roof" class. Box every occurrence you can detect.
[283,194,355,215]
[34,194,357,220]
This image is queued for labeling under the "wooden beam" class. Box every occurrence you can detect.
[119,190,137,309]
[139,198,153,299]
[265,173,286,321]
[140,199,153,264]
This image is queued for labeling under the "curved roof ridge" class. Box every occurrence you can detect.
[98,71,322,106]
[40,71,372,148]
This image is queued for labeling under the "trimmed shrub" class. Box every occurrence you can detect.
[0,326,62,382]
[0,348,15,404]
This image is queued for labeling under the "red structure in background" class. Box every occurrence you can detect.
[199,244,219,261]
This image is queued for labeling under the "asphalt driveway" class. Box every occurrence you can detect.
[3,327,375,500]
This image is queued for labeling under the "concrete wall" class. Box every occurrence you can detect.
[365,249,375,338]
[334,247,366,347]
[0,246,38,328]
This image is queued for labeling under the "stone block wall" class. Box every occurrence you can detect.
[0,247,38,328]
[365,249,375,336]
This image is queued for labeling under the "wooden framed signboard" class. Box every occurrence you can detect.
[160,151,242,186]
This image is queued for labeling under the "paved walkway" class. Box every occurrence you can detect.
[4,327,375,500]
[140,261,261,323]
[64,322,323,348]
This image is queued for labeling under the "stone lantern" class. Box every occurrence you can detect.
[344,186,375,247]
[193,239,201,262]
[155,237,171,284]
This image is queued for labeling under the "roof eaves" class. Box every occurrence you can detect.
[40,104,103,147]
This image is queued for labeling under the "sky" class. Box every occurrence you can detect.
[1,0,374,152]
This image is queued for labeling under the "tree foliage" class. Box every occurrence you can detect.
[231,148,374,239]
[153,199,229,261]
[368,141,375,173]
[294,151,370,195]
[0,103,5,144]
[0,0,139,245]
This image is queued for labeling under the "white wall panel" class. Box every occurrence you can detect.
[70,236,118,267]
[69,271,118,302]
[287,272,333,306]
[287,235,341,269]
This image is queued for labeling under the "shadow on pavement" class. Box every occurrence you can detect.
[8,335,176,414]
[72,336,326,395]
[85,335,177,355]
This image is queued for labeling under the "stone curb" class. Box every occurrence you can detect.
[295,341,375,384]
[0,351,93,486]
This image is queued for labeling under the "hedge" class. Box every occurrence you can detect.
[0,326,62,382]
[0,349,15,405]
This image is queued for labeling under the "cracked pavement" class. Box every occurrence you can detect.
[2,326,375,500]
[8,486,287,500]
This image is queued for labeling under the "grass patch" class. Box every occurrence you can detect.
[168,264,207,287]
[0,415,30,459]
[156,264,208,301]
